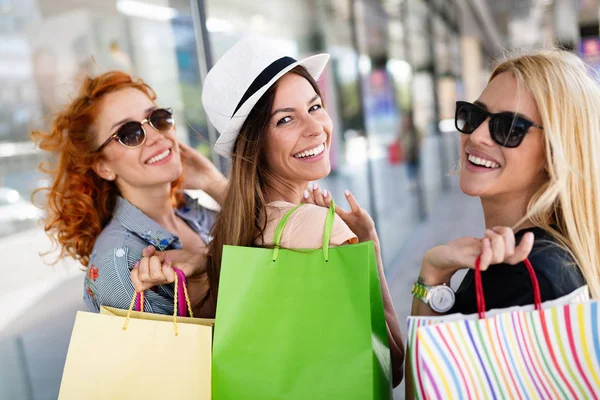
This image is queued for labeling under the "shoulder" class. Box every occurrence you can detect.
[290,203,330,221]
[525,228,585,297]
[268,203,356,248]
[264,201,322,229]
[293,204,357,245]
[286,204,347,233]
[526,228,573,264]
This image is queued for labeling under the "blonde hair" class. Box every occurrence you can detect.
[490,49,600,298]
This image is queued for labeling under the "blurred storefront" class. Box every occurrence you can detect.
[0,0,464,269]
[0,0,210,239]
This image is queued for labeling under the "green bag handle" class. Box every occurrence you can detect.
[272,199,336,262]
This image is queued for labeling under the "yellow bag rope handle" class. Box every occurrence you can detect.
[123,270,194,336]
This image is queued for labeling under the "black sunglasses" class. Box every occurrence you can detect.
[96,108,174,152]
[455,101,543,148]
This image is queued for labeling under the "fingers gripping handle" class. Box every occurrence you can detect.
[125,267,194,335]
[474,256,541,319]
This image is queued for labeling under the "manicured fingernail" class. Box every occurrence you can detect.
[146,245,153,251]
[344,189,350,196]
[314,183,320,190]
[308,183,314,190]
[322,189,328,197]
[304,190,310,199]
[133,261,140,268]
[526,232,534,240]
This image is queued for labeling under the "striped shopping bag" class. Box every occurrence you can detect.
[407,259,593,400]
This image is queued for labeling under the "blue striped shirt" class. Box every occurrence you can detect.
[83,194,215,315]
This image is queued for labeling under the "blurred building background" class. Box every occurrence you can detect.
[0,0,596,398]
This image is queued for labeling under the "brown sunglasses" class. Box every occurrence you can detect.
[96,108,174,152]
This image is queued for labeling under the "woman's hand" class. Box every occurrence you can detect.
[301,182,330,207]
[302,185,376,243]
[335,190,377,244]
[130,245,207,292]
[420,227,535,285]
[179,142,227,203]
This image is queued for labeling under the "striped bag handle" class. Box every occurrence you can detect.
[474,256,542,319]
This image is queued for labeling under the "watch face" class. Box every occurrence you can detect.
[429,285,455,313]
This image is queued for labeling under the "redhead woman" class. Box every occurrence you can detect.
[32,71,227,315]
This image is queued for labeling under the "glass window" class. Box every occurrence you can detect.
[406,0,434,136]
[0,0,209,239]
[206,0,322,59]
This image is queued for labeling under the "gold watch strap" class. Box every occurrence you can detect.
[411,281,430,303]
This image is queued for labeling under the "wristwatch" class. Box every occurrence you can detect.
[412,278,455,313]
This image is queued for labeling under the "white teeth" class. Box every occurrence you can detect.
[468,154,499,169]
[294,143,325,159]
[147,149,170,164]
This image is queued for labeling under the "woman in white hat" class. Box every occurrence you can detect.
[208,35,404,386]
[133,35,405,386]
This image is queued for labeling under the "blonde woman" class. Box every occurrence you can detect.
[413,48,599,318]
[406,47,600,399]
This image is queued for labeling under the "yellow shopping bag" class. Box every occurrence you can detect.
[58,272,213,400]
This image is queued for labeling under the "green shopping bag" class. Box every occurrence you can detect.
[212,200,392,400]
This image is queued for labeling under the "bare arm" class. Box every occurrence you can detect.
[202,175,227,206]
[179,142,228,206]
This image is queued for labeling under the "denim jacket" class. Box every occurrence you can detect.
[83,194,215,315]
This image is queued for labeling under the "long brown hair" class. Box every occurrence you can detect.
[206,66,322,300]
[32,71,184,267]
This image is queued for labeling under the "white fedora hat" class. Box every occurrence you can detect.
[202,35,330,158]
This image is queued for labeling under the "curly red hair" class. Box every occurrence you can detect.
[32,71,184,267]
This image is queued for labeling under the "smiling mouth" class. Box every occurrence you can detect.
[293,143,326,159]
[146,149,171,164]
[467,154,500,169]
